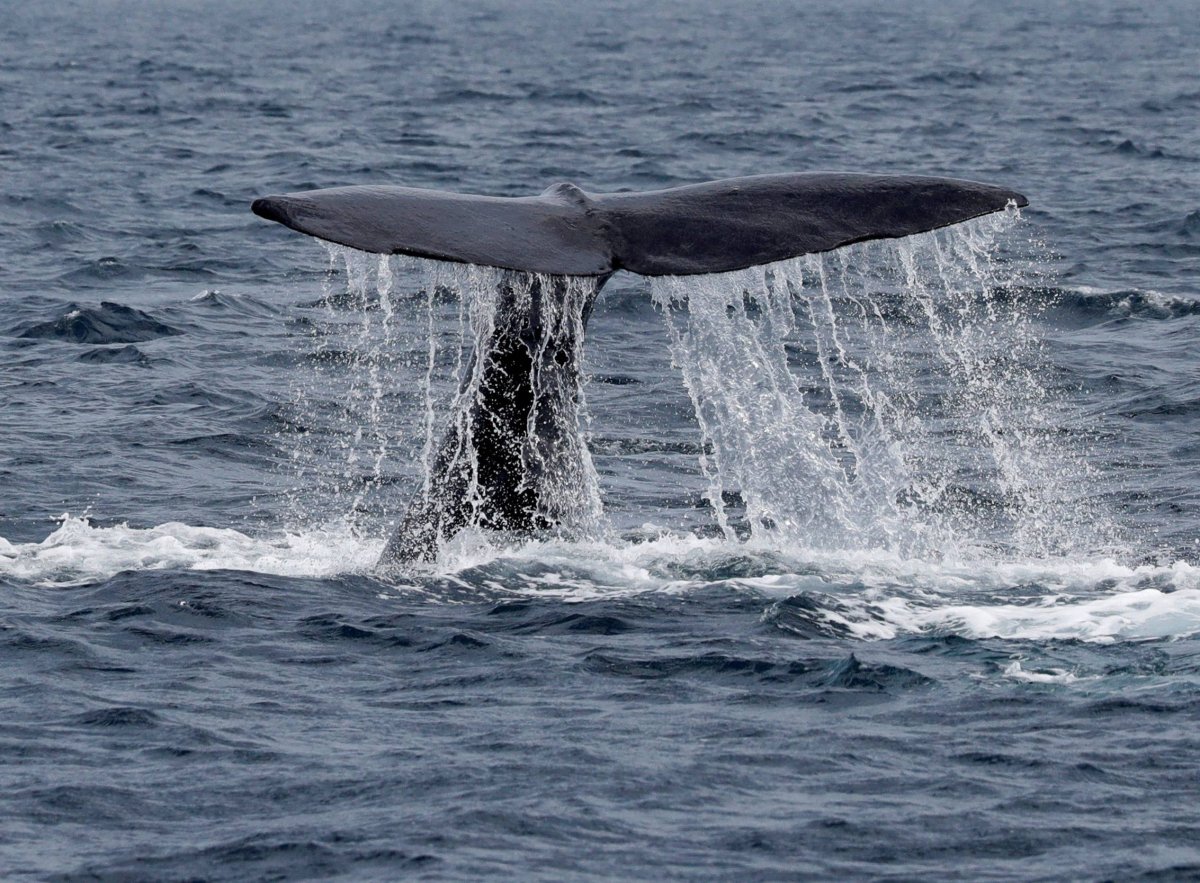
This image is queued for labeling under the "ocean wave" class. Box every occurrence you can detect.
[17,301,182,345]
[187,289,280,316]
[1050,285,1200,320]
[75,344,152,365]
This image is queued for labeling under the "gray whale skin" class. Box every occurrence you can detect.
[251,173,1028,565]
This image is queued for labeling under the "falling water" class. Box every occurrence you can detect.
[651,209,1112,561]
[284,210,1109,563]
[282,250,603,551]
[280,246,427,534]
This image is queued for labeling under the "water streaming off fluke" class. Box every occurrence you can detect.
[284,209,1110,565]
[653,209,1110,560]
[283,249,604,557]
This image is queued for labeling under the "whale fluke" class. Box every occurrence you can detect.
[251,173,1027,277]
[252,172,1029,565]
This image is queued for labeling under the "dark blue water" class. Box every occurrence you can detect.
[3,1,1200,879]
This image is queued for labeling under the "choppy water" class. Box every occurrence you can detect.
[3,0,1200,879]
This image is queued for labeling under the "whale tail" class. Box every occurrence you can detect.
[252,172,1029,565]
[251,172,1027,277]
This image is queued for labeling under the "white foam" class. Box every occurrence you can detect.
[459,535,1200,643]
[902,585,1200,644]
[1000,661,1084,685]
[0,514,382,586]
[4,516,1198,645]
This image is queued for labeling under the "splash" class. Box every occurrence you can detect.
[651,209,1112,561]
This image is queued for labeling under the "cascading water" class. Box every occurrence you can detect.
[284,208,1110,565]
[652,208,1113,561]
[280,246,428,535]
[282,249,603,555]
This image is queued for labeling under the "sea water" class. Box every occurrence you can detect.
[2,0,1199,878]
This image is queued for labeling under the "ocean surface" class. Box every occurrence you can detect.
[3,0,1200,879]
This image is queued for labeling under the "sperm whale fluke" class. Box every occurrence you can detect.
[252,173,1027,277]
[251,173,1028,565]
